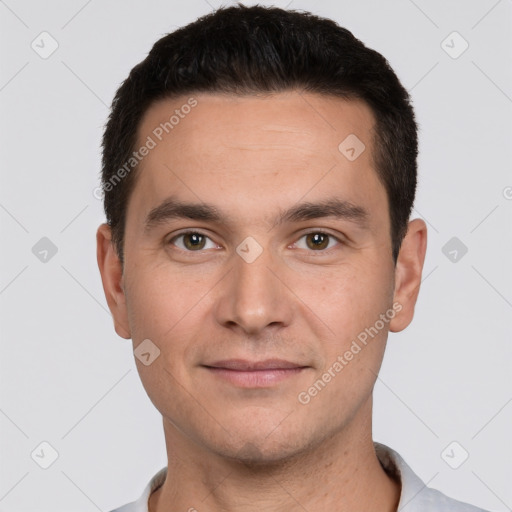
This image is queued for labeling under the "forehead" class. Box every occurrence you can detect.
[137,91,375,159]
[128,91,387,230]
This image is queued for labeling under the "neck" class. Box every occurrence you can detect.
[150,399,400,512]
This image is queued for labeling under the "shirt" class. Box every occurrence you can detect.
[109,442,490,512]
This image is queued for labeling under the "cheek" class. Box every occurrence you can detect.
[124,265,207,410]
[290,260,393,407]
[290,260,393,342]
[294,270,392,426]
[124,260,208,342]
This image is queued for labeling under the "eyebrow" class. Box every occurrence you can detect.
[143,195,369,233]
[144,198,222,232]
[278,199,369,228]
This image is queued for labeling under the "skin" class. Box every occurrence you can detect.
[97,91,427,512]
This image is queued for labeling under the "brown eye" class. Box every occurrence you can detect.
[305,232,330,250]
[171,232,215,251]
[183,233,206,250]
[294,232,341,252]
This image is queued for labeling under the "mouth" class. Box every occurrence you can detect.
[202,359,309,387]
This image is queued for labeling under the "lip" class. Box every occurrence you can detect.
[205,359,305,371]
[202,359,309,388]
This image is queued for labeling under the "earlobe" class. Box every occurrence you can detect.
[389,219,427,333]
[96,223,131,339]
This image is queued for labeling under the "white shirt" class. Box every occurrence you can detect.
[109,442,490,512]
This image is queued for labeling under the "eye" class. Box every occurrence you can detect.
[169,231,218,251]
[294,232,341,251]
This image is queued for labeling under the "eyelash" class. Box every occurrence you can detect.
[167,229,343,253]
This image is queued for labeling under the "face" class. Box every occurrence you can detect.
[98,91,426,463]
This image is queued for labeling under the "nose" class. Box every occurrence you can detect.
[213,241,294,335]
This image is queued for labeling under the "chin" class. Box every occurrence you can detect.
[219,439,307,467]
[205,420,325,468]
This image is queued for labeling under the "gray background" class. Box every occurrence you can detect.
[1,0,511,511]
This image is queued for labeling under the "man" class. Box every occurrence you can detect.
[97,4,490,511]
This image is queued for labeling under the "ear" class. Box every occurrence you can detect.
[96,223,131,339]
[389,219,427,333]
